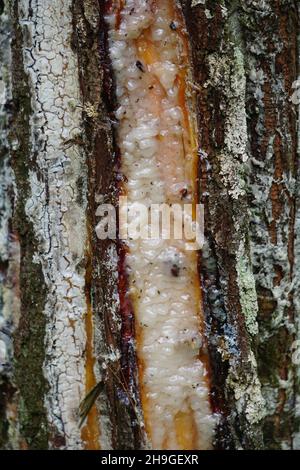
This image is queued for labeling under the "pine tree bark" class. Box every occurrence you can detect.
[0,0,299,450]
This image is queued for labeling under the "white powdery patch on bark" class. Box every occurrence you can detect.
[18,0,88,449]
[107,0,215,449]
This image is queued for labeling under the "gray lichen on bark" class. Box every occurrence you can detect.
[184,0,299,449]
[242,0,299,449]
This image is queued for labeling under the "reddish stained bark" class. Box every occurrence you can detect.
[71,0,144,449]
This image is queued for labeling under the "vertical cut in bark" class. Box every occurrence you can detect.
[105,0,215,449]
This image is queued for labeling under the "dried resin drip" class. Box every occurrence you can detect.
[106,0,215,449]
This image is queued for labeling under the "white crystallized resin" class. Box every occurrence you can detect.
[106,0,215,449]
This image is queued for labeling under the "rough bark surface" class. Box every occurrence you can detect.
[0,0,299,450]
[183,0,299,449]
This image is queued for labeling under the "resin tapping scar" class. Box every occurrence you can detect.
[106,0,215,449]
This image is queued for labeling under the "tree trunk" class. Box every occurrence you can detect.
[0,0,299,450]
